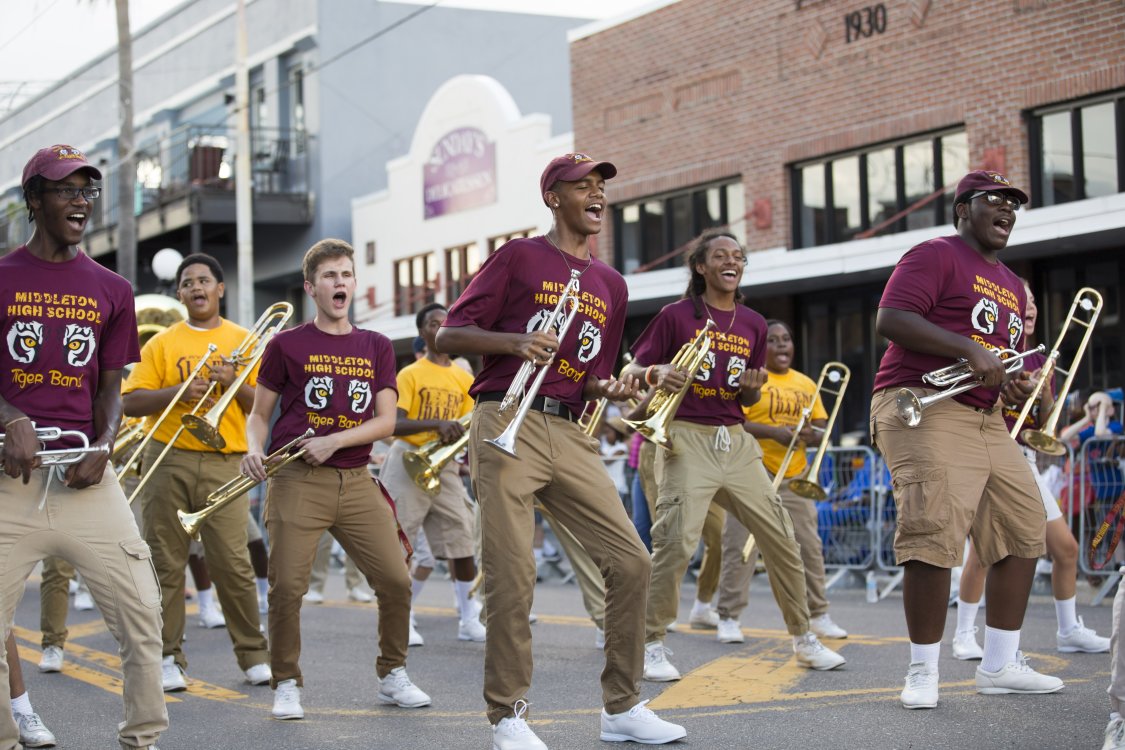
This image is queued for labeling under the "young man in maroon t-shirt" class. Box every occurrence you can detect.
[870,170,1063,709]
[0,145,167,750]
[242,239,430,720]
[436,154,685,749]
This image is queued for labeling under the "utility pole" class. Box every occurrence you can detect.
[115,0,136,288]
[234,0,254,326]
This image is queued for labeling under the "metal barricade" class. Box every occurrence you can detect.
[811,446,880,590]
[1077,436,1125,602]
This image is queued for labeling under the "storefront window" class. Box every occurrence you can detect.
[393,252,437,316]
[1033,93,1123,206]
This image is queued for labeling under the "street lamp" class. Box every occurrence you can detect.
[151,247,183,294]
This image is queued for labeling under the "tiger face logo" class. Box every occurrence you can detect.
[576,320,602,364]
[971,298,998,335]
[348,380,372,414]
[1007,312,1024,349]
[526,308,563,337]
[63,324,96,367]
[696,351,716,382]
[727,356,746,389]
[304,376,333,410]
[7,321,44,364]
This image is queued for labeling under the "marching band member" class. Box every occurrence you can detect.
[381,302,484,643]
[714,319,848,643]
[243,239,430,720]
[870,170,1062,709]
[436,153,685,748]
[0,144,166,750]
[623,230,845,682]
[122,253,271,691]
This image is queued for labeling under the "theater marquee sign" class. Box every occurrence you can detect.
[423,127,497,219]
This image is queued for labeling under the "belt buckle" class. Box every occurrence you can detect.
[540,397,563,417]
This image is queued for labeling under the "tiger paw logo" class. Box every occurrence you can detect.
[304,376,333,409]
[347,380,372,414]
[526,309,563,336]
[971,298,998,335]
[1007,312,1024,350]
[7,321,44,364]
[576,320,602,364]
[696,351,716,382]
[63,324,96,367]
[727,356,746,389]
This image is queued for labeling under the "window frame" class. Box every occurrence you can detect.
[1029,90,1125,208]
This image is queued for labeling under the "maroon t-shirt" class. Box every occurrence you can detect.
[630,298,768,427]
[442,236,627,415]
[873,235,1028,410]
[256,321,397,469]
[0,246,138,443]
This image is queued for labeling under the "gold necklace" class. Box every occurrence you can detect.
[702,299,737,337]
[546,233,593,278]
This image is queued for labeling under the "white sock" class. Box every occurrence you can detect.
[981,626,1020,673]
[533,547,544,562]
[453,580,473,621]
[956,598,981,633]
[256,577,269,599]
[909,641,940,668]
[10,692,32,717]
[197,587,215,610]
[411,577,426,603]
[1055,596,1078,634]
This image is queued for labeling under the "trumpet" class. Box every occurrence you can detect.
[1013,288,1103,456]
[485,270,583,458]
[788,362,850,501]
[401,414,472,494]
[0,424,109,466]
[579,354,635,438]
[178,429,313,540]
[624,320,716,449]
[112,417,148,473]
[895,344,1046,428]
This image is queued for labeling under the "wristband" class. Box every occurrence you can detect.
[3,416,29,429]
[644,365,657,386]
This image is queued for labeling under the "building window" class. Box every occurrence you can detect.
[613,179,744,274]
[393,252,437,317]
[791,128,968,248]
[365,241,376,265]
[445,242,480,303]
[1031,92,1125,207]
[488,229,534,255]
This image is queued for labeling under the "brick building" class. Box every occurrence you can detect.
[570,0,1125,436]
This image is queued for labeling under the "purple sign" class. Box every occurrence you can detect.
[423,127,497,219]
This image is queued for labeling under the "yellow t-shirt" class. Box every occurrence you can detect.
[742,368,827,478]
[123,319,258,453]
[395,357,474,447]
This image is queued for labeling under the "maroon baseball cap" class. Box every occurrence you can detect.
[21,145,102,188]
[953,170,1028,206]
[540,153,617,206]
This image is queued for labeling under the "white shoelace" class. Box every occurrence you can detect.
[714,424,731,452]
[905,665,934,687]
[626,700,656,720]
[646,644,674,662]
[499,699,534,735]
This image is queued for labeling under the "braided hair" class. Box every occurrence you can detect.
[681,229,746,319]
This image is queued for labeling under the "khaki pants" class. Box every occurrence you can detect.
[717,484,830,620]
[696,503,725,604]
[1110,573,1125,714]
[0,467,167,749]
[471,402,650,725]
[647,421,809,642]
[264,463,411,686]
[139,442,268,672]
[39,556,74,649]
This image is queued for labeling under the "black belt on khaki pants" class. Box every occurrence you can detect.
[476,391,576,422]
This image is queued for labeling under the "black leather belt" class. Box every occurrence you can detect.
[476,391,576,422]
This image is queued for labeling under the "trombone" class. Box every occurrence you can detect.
[485,270,583,457]
[178,429,313,540]
[623,320,716,449]
[402,413,472,494]
[895,344,1046,428]
[1013,287,1103,456]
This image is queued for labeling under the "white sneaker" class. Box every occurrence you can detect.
[810,613,848,639]
[348,586,374,603]
[528,612,538,624]
[600,699,687,744]
[272,678,303,720]
[717,618,745,644]
[1104,716,1125,750]
[198,603,226,629]
[976,651,1064,694]
[594,627,605,650]
[408,618,425,647]
[643,641,681,682]
[901,662,938,709]
[688,601,719,629]
[951,627,983,660]
[161,655,187,692]
[492,700,547,750]
[377,666,432,708]
[303,589,325,604]
[461,595,484,622]
[38,645,63,673]
[665,621,678,633]
[73,590,94,611]
[458,617,486,642]
[793,632,846,670]
[244,662,272,685]
[1057,616,1111,653]
[16,712,57,748]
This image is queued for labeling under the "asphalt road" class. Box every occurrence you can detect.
[7,566,1115,750]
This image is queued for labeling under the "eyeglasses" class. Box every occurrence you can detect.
[39,186,101,201]
[970,191,1021,210]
